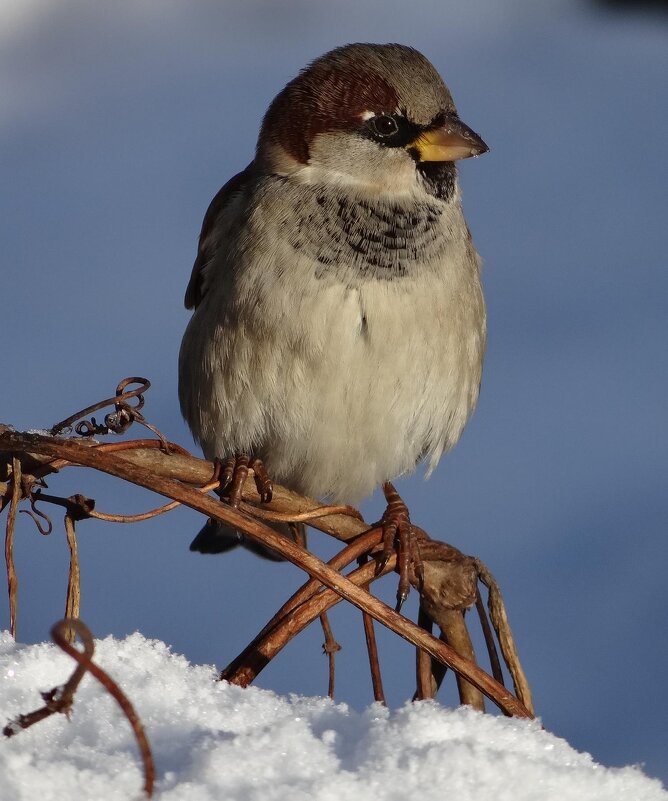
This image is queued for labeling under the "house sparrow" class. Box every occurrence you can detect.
[179,43,488,601]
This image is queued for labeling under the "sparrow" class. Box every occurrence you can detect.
[179,43,488,600]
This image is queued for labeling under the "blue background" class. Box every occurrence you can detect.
[2,0,666,785]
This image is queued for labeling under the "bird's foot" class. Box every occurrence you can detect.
[378,482,424,612]
[216,454,273,507]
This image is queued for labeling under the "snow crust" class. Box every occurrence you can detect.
[1,631,665,801]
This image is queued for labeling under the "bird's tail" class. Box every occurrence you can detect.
[189,518,304,561]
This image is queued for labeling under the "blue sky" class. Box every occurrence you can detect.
[2,0,667,785]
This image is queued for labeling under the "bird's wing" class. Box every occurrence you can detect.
[184,164,254,310]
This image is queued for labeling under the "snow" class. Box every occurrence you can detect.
[1,0,667,787]
[1,631,665,801]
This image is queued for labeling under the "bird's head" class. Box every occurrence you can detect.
[256,43,488,199]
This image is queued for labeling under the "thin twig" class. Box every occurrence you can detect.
[475,588,505,687]
[97,439,192,456]
[415,604,437,700]
[30,481,220,524]
[89,481,220,523]
[319,612,341,699]
[89,503,181,523]
[20,502,53,535]
[4,457,21,637]
[357,553,386,704]
[64,515,81,639]
[475,559,534,715]
[239,501,364,524]
[362,609,386,704]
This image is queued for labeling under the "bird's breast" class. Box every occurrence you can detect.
[273,179,450,282]
[233,238,484,501]
[181,180,485,503]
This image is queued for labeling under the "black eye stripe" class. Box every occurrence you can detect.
[364,113,421,149]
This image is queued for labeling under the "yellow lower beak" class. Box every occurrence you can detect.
[410,116,488,162]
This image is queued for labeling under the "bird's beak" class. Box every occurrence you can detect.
[410,115,489,162]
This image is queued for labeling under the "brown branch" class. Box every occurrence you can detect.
[221,558,395,686]
[438,609,485,711]
[218,551,526,716]
[0,429,366,544]
[0,428,533,718]
[259,530,383,639]
[222,530,385,685]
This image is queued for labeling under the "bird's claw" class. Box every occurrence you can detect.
[378,482,424,612]
[216,455,273,507]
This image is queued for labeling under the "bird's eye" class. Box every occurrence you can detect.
[369,114,399,138]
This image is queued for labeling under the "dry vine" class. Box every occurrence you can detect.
[1,377,534,727]
[4,618,155,798]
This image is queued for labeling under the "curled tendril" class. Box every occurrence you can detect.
[49,377,169,448]
[19,499,53,535]
[50,377,149,436]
